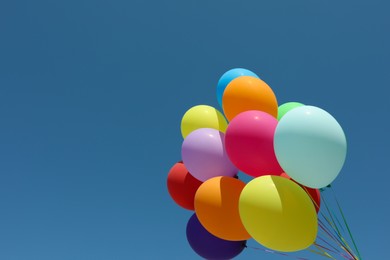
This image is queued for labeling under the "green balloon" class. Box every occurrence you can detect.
[277,102,304,121]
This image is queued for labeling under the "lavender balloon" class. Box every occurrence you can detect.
[186,213,246,259]
[182,128,238,182]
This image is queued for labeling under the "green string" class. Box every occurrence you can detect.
[318,220,356,259]
[320,189,358,259]
[330,186,362,260]
[321,190,343,239]
[321,194,355,255]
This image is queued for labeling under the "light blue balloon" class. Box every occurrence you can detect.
[216,68,259,108]
[274,106,347,189]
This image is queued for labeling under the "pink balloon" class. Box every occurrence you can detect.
[225,110,283,177]
[182,128,238,182]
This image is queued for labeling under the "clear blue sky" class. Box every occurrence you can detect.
[0,0,388,259]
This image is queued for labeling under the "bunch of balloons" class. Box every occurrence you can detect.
[167,68,347,259]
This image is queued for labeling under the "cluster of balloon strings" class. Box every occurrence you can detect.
[166,68,361,260]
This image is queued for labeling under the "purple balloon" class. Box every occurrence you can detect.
[186,214,246,260]
[181,128,238,182]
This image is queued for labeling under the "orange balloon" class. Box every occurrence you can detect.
[222,76,278,121]
[194,176,251,241]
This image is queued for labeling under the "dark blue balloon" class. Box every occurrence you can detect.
[216,68,259,108]
[186,213,246,260]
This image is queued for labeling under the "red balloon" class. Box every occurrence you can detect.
[167,161,203,210]
[225,110,283,177]
[280,173,321,213]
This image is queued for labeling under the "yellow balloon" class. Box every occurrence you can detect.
[239,176,317,252]
[181,105,228,139]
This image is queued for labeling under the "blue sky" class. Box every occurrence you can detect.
[0,0,388,259]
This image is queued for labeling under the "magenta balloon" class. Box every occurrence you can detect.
[225,110,283,177]
[182,128,238,182]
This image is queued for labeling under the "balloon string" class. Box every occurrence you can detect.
[320,188,346,234]
[307,248,332,258]
[330,186,362,260]
[303,186,352,257]
[313,243,337,260]
[318,221,340,245]
[318,215,357,259]
[317,193,342,241]
[319,193,355,255]
[321,193,343,240]
[322,196,353,254]
[318,217,359,260]
[313,244,338,259]
[335,211,346,234]
[303,184,346,256]
[321,188,359,259]
[317,235,343,255]
[247,246,309,260]
[314,242,353,260]
[318,221,352,258]
[302,183,357,259]
[319,190,358,260]
[341,237,357,259]
[340,245,358,260]
[303,185,351,259]
[319,215,353,255]
[318,215,347,251]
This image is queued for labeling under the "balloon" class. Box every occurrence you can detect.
[194,176,250,241]
[274,105,347,188]
[216,68,259,108]
[222,76,278,121]
[186,213,246,260]
[277,102,304,121]
[280,173,321,213]
[225,110,284,177]
[239,176,318,252]
[182,128,238,182]
[166,161,203,210]
[181,105,228,139]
